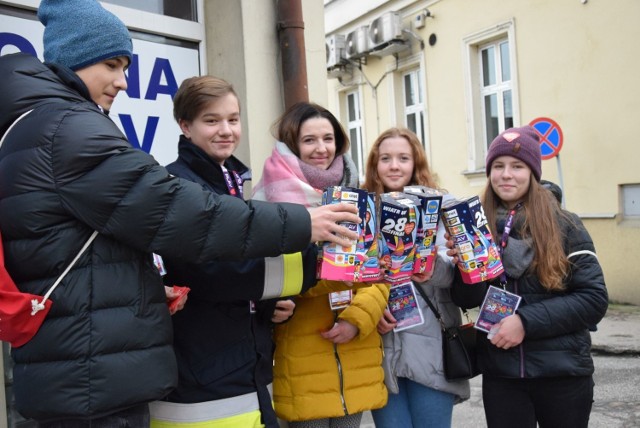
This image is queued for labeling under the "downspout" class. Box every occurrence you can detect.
[277,0,309,109]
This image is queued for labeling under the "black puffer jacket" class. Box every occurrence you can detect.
[0,53,311,422]
[161,138,316,428]
[452,209,608,379]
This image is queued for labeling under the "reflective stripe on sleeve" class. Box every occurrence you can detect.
[262,252,303,299]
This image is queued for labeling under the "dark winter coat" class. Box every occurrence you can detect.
[452,209,608,379]
[161,138,316,427]
[0,53,311,422]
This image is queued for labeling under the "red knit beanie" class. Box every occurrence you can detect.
[486,125,542,181]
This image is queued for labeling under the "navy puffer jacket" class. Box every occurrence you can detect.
[0,53,310,422]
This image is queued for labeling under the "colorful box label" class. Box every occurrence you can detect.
[379,192,419,284]
[317,186,380,282]
[403,186,443,274]
[441,196,504,284]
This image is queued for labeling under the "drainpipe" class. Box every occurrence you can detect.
[277,0,309,109]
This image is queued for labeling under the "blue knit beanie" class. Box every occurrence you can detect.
[38,0,133,71]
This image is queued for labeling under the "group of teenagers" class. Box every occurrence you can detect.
[0,1,608,428]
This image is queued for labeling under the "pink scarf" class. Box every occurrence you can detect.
[253,142,358,207]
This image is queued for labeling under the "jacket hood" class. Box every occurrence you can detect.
[0,53,87,133]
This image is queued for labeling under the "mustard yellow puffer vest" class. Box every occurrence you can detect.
[272,280,389,422]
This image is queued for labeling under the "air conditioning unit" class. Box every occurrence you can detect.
[326,35,346,68]
[345,26,370,60]
[367,11,408,57]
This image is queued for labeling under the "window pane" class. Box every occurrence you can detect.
[484,94,499,148]
[419,111,425,144]
[350,128,358,164]
[500,41,511,82]
[407,113,417,134]
[347,94,356,121]
[102,0,197,21]
[404,74,413,107]
[503,90,513,129]
[482,46,496,87]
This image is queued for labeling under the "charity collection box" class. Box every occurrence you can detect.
[378,192,419,284]
[403,186,443,275]
[317,186,380,282]
[440,196,504,284]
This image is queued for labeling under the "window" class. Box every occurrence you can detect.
[480,40,513,151]
[463,19,518,173]
[346,90,365,179]
[622,184,640,219]
[403,69,426,145]
[102,0,197,21]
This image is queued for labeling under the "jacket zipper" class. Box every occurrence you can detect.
[332,313,348,415]
[514,279,525,378]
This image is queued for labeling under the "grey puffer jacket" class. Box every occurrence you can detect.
[0,53,311,422]
[380,194,470,403]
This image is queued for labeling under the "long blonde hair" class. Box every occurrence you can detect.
[483,176,569,291]
[362,127,438,194]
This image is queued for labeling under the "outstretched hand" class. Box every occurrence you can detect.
[309,203,361,247]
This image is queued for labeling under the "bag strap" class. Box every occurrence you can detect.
[0,109,34,147]
[413,282,447,332]
[31,230,98,315]
[1,109,100,316]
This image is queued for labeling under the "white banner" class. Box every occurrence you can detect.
[0,13,200,166]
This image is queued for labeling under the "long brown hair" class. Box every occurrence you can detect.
[362,127,438,194]
[483,176,569,291]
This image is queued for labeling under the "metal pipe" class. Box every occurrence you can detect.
[277,0,309,109]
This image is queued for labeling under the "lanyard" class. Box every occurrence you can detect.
[498,202,522,285]
[221,165,244,199]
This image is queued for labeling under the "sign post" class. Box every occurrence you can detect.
[529,117,565,208]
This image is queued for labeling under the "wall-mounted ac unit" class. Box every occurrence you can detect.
[345,26,369,60]
[367,11,408,57]
[326,34,346,68]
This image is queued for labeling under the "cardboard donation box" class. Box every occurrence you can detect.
[317,186,380,282]
[379,192,419,284]
[440,196,504,284]
[403,186,443,274]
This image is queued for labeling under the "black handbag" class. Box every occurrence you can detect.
[416,285,480,381]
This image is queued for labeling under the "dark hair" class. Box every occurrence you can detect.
[272,102,349,157]
[362,127,438,195]
[173,76,239,123]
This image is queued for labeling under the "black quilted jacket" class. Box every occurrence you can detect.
[0,53,310,422]
[452,210,608,379]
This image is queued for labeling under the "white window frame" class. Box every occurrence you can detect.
[387,52,430,156]
[402,68,427,147]
[462,19,519,173]
[346,89,365,181]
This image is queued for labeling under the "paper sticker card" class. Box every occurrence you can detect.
[329,290,353,311]
[388,282,424,332]
[475,285,522,333]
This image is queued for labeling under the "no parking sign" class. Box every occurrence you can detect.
[529,117,563,160]
[529,117,565,207]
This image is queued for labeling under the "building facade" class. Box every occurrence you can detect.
[0,1,328,425]
[324,0,640,305]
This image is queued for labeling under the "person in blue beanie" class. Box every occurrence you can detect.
[0,0,361,426]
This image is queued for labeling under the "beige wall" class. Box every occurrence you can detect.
[326,0,640,304]
[204,0,328,186]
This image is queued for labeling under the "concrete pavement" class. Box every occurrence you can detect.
[361,303,640,427]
